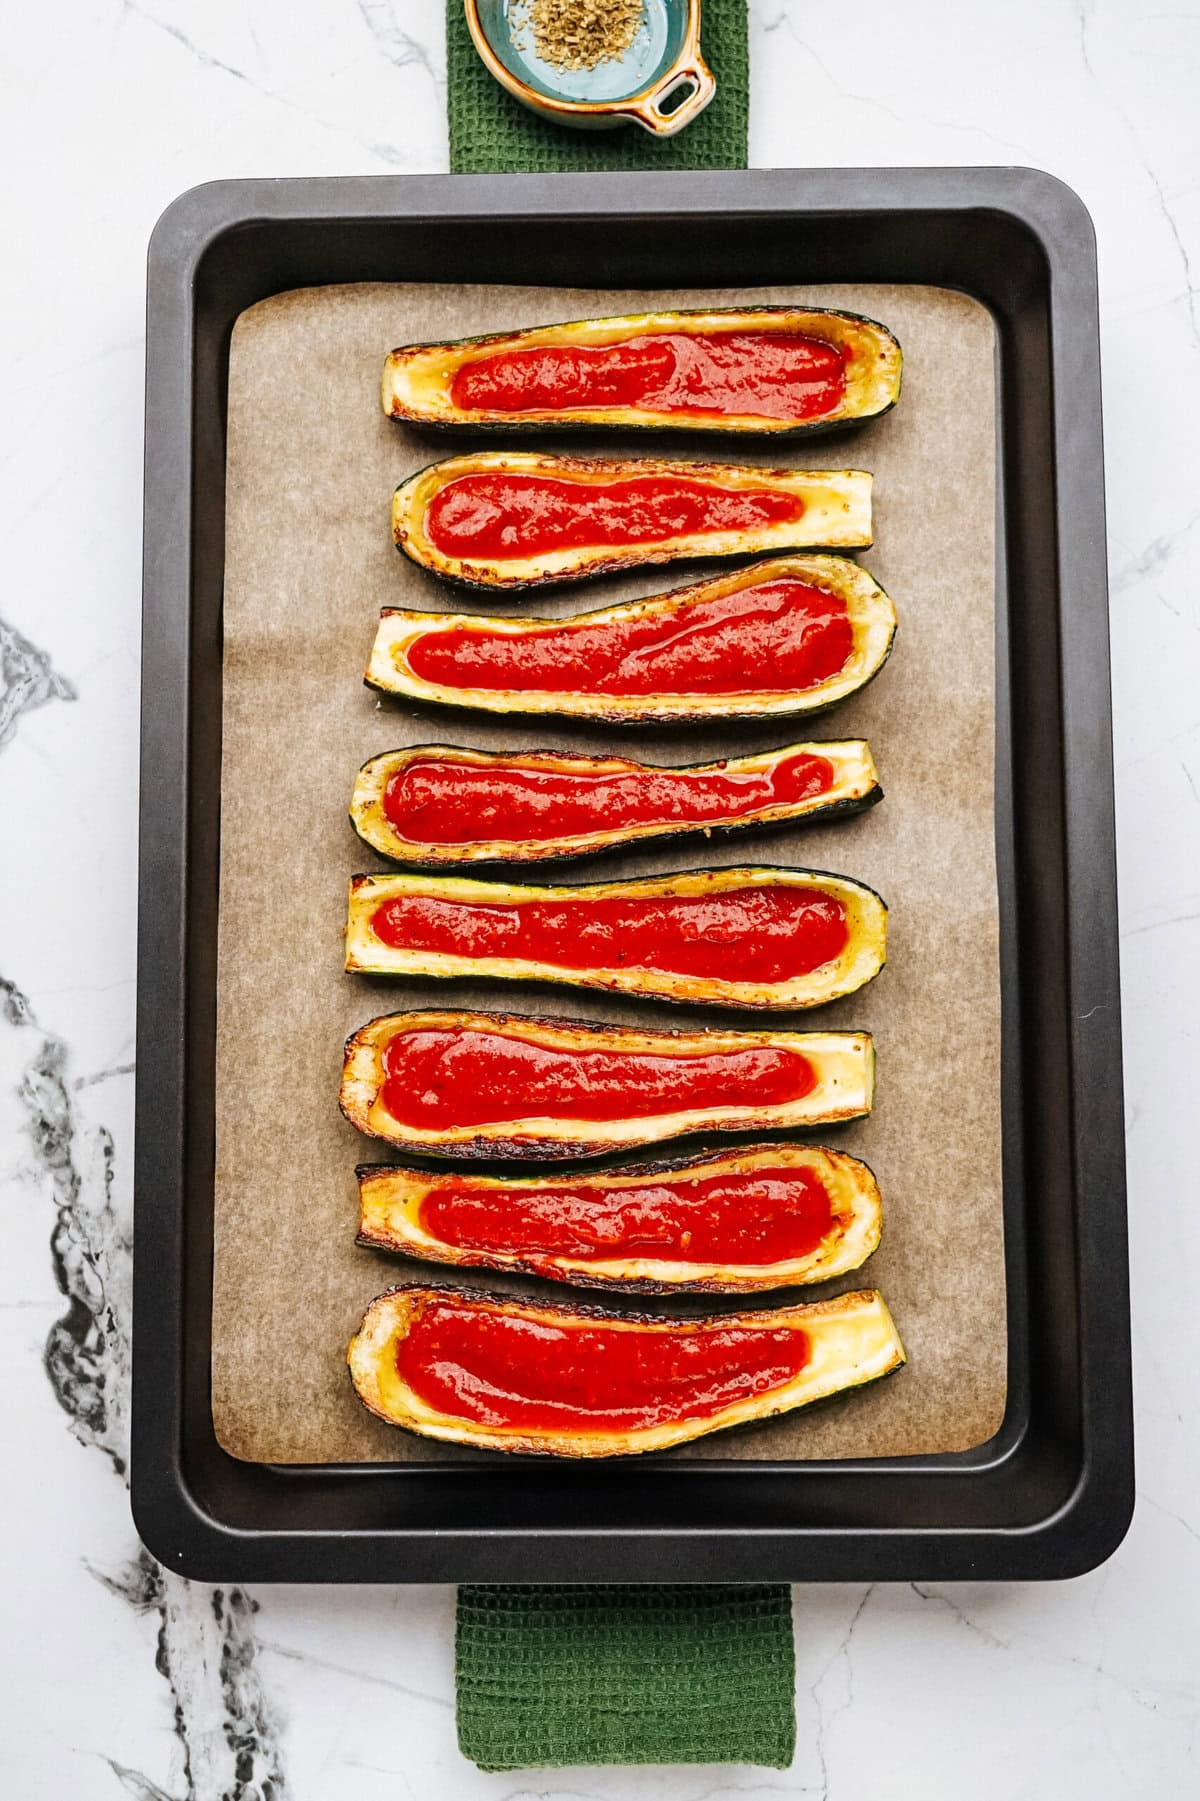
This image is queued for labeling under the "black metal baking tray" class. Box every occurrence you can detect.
[133,169,1132,1582]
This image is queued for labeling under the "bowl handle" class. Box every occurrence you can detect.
[626,53,717,137]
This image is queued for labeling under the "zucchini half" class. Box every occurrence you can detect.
[366,555,897,724]
[356,1142,883,1295]
[392,452,872,590]
[344,865,887,1010]
[347,1284,906,1458]
[350,741,883,867]
[339,1009,875,1161]
[382,306,902,438]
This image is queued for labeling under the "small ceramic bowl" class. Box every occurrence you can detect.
[465,0,716,138]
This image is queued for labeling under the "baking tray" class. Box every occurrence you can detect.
[132,169,1132,1582]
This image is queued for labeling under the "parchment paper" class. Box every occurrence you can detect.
[213,282,1004,1464]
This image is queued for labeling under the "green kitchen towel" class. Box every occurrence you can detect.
[457,1584,796,1769]
[447,0,748,173]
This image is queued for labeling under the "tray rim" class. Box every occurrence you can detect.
[133,166,1132,1582]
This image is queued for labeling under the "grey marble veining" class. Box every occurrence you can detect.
[2,0,1199,1796]
[2,978,287,1798]
[0,617,75,752]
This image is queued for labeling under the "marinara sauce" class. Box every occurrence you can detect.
[379,1025,817,1131]
[370,885,849,985]
[406,578,855,698]
[417,1164,836,1267]
[396,1298,812,1433]
[382,749,836,845]
[424,471,806,561]
[450,330,847,424]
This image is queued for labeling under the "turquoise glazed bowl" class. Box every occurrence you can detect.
[465,0,716,136]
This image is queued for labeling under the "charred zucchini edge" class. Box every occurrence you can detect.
[382,305,902,439]
[344,864,888,1012]
[355,1141,883,1294]
[347,1283,906,1457]
[338,1009,876,1161]
[391,453,873,590]
[349,740,883,866]
[366,554,897,723]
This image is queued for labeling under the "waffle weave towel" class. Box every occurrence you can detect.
[456,1584,796,1769]
[446,0,748,173]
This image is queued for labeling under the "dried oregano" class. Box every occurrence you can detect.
[512,0,645,73]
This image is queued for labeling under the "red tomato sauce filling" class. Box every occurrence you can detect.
[405,578,854,697]
[418,1164,836,1267]
[379,1026,817,1130]
[423,473,805,561]
[449,330,847,424]
[395,1299,812,1432]
[370,886,849,985]
[382,749,835,845]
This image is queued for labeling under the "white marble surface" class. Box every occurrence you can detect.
[1,0,1198,1794]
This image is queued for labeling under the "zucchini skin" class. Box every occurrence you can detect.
[391,453,873,591]
[339,1008,876,1162]
[382,305,902,439]
[366,555,898,724]
[344,864,888,1011]
[349,741,883,867]
[347,1283,907,1457]
[355,1142,884,1295]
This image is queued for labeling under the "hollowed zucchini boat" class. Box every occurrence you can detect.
[391,452,872,589]
[339,1009,874,1161]
[356,1142,883,1295]
[367,555,897,724]
[382,306,902,438]
[347,1284,906,1457]
[350,740,883,866]
[345,865,887,1010]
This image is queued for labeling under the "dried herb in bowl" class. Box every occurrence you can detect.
[513,0,646,73]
